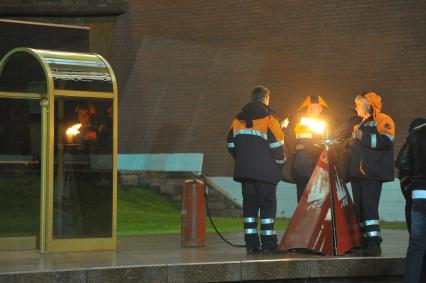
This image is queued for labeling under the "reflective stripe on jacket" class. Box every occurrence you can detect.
[350,113,395,181]
[227,102,285,184]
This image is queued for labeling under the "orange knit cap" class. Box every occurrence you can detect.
[363,92,382,116]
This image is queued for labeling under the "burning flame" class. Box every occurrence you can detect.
[66,123,82,136]
[300,118,326,135]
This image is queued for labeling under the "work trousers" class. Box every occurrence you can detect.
[400,181,426,282]
[405,199,426,283]
[351,179,383,248]
[242,181,277,250]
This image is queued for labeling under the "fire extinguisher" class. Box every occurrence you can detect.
[181,179,206,247]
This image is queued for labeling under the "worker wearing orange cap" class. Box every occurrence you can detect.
[350,92,396,257]
[282,95,331,202]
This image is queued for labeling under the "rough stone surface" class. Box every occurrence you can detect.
[86,265,168,283]
[241,259,310,281]
[167,262,241,283]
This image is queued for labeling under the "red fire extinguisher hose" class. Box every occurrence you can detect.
[199,174,246,248]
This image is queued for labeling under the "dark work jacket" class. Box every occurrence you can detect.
[292,111,332,180]
[395,122,426,190]
[227,102,285,184]
[349,116,395,182]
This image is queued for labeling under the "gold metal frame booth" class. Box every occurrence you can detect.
[0,48,117,252]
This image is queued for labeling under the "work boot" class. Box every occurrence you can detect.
[362,237,382,257]
[362,245,381,257]
[246,246,261,255]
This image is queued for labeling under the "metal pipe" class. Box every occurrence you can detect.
[326,145,338,256]
[39,99,48,253]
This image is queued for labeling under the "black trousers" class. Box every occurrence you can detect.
[402,181,426,282]
[405,199,426,283]
[242,181,277,250]
[351,179,383,247]
[400,182,412,231]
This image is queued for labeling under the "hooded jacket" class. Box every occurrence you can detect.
[285,96,331,180]
[349,92,396,182]
[227,101,285,184]
[395,118,426,191]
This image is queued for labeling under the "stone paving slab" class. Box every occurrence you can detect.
[0,231,408,282]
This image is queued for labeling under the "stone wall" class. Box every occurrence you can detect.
[119,171,242,217]
[110,0,426,176]
[1,1,426,178]
[0,0,125,16]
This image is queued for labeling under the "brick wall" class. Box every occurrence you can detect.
[0,0,117,3]
[1,17,117,60]
[110,0,426,176]
[0,0,125,16]
[3,1,424,177]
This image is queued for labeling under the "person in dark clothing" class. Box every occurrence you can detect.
[349,92,395,257]
[72,103,97,153]
[396,119,426,231]
[281,95,332,202]
[395,117,426,283]
[227,86,285,255]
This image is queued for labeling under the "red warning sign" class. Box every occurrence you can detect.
[279,149,361,256]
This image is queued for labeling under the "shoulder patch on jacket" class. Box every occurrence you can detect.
[375,113,396,138]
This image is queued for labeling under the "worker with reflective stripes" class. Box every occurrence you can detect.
[350,92,396,257]
[396,118,426,283]
[227,86,285,255]
[282,95,331,202]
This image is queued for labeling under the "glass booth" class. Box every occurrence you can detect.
[0,48,117,252]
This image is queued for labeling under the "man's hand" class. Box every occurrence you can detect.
[280,118,289,129]
[353,129,363,140]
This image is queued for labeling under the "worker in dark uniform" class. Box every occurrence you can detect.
[281,95,331,202]
[62,103,98,237]
[227,86,285,255]
[396,117,426,283]
[73,103,97,152]
[349,92,395,257]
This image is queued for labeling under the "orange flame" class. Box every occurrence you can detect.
[66,123,82,136]
[300,118,326,135]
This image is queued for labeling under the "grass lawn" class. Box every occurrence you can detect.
[117,186,406,235]
[0,176,40,237]
[0,182,406,237]
[117,185,288,235]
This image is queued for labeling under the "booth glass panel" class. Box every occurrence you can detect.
[45,56,113,93]
[0,52,47,94]
[0,98,40,237]
[53,97,113,239]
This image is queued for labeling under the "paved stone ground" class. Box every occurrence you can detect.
[0,230,409,282]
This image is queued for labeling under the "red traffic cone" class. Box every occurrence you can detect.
[279,149,361,256]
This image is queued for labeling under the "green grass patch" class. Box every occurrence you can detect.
[381,221,407,230]
[118,186,181,235]
[0,182,408,237]
[0,175,40,237]
[119,186,409,235]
